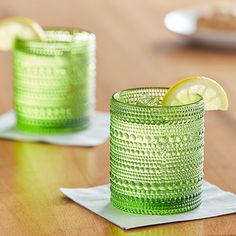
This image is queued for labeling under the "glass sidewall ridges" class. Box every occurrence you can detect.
[13,29,96,134]
[110,87,205,215]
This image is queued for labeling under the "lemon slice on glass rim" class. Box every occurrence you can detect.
[162,76,228,111]
[0,16,45,51]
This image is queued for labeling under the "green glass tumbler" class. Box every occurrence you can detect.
[110,88,205,215]
[13,29,95,133]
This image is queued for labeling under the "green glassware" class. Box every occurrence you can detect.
[110,88,205,215]
[13,29,95,133]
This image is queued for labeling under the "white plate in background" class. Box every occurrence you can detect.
[164,8,236,49]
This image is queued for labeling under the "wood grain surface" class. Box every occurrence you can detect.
[0,0,236,235]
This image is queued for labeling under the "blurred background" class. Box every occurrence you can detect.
[0,0,233,114]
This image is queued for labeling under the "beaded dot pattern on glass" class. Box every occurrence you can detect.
[110,88,205,215]
[13,29,96,133]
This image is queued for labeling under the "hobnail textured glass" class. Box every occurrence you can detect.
[110,88,205,215]
[13,29,96,133]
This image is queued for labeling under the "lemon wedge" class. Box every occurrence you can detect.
[162,76,228,110]
[0,16,45,50]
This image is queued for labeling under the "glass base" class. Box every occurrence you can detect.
[111,191,202,215]
[16,118,90,134]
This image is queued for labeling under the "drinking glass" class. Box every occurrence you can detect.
[13,29,95,133]
[110,88,204,215]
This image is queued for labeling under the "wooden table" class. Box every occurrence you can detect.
[1,0,236,235]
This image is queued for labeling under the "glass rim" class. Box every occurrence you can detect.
[14,27,95,46]
[111,87,204,109]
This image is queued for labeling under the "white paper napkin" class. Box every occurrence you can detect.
[0,111,110,146]
[60,181,236,229]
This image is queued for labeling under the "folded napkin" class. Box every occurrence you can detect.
[0,111,110,146]
[60,181,236,229]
